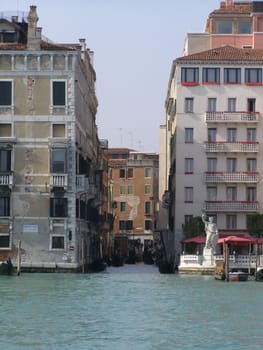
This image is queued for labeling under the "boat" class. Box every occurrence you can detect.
[0,259,14,276]
[228,271,249,282]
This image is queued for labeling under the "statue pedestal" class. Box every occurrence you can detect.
[202,248,215,267]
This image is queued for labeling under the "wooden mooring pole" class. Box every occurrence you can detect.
[17,240,21,276]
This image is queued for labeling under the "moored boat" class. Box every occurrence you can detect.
[0,258,14,276]
[228,271,249,282]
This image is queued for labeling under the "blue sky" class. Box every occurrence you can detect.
[1,0,220,152]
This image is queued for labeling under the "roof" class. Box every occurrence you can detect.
[210,2,252,16]
[0,40,78,51]
[176,45,263,63]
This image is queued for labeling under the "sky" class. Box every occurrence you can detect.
[0,0,221,152]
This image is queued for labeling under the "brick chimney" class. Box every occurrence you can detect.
[27,5,42,50]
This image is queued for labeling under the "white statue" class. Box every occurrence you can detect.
[202,213,218,252]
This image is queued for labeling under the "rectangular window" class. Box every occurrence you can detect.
[203,68,220,84]
[127,168,133,178]
[145,167,151,178]
[245,69,262,84]
[52,124,66,138]
[0,81,12,106]
[184,98,194,113]
[227,128,237,142]
[181,68,199,83]
[0,124,12,137]
[226,187,237,201]
[145,220,152,231]
[227,158,237,172]
[127,185,133,195]
[120,185,126,195]
[208,128,217,142]
[145,201,151,215]
[247,187,256,201]
[207,187,217,201]
[207,98,217,112]
[226,214,237,229]
[120,169,126,178]
[247,128,256,142]
[224,69,241,84]
[185,128,193,143]
[0,149,11,172]
[184,215,193,224]
[51,236,65,249]
[0,197,10,216]
[184,187,193,202]
[119,220,126,230]
[184,158,194,173]
[238,22,252,34]
[228,98,236,112]
[50,198,68,217]
[247,158,256,172]
[247,98,256,112]
[51,148,67,173]
[216,21,233,34]
[144,184,151,195]
[52,81,66,106]
[120,202,126,212]
[207,158,217,172]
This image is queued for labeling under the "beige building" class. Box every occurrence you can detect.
[0,6,105,271]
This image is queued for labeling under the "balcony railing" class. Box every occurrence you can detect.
[206,111,259,123]
[0,174,13,187]
[204,172,259,183]
[205,201,259,212]
[50,174,68,189]
[205,142,259,153]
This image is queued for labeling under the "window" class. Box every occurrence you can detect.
[0,197,10,216]
[0,149,11,172]
[224,69,241,84]
[145,201,151,215]
[127,185,133,195]
[181,67,199,83]
[52,81,66,106]
[145,220,152,231]
[185,158,194,173]
[247,187,256,201]
[50,198,68,217]
[144,184,151,195]
[120,202,126,212]
[247,158,256,172]
[185,128,193,143]
[119,220,133,230]
[238,21,252,34]
[127,168,133,178]
[120,169,125,178]
[207,98,217,112]
[0,234,10,248]
[207,158,217,172]
[184,98,194,113]
[227,158,237,172]
[207,187,217,201]
[226,215,237,229]
[203,68,220,84]
[52,124,66,138]
[145,167,151,178]
[247,128,256,142]
[245,69,262,84]
[228,98,236,112]
[184,215,193,224]
[184,187,193,202]
[247,98,256,113]
[216,21,233,34]
[227,128,237,142]
[0,124,11,137]
[0,81,12,106]
[120,185,126,195]
[208,128,217,142]
[51,148,67,173]
[226,187,237,201]
[51,236,65,249]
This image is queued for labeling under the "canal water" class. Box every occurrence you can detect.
[1,264,262,350]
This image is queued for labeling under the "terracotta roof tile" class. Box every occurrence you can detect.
[211,2,252,15]
[176,45,263,63]
[0,41,77,51]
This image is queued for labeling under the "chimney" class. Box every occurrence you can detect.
[27,5,41,50]
[226,0,233,7]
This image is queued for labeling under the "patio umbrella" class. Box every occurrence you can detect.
[217,235,256,245]
[181,236,206,244]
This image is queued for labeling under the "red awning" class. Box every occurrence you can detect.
[217,235,256,245]
[257,237,263,244]
[181,235,206,244]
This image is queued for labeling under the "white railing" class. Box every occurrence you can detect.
[0,174,13,186]
[50,174,68,188]
[204,172,259,183]
[206,111,259,123]
[205,142,259,153]
[205,201,258,212]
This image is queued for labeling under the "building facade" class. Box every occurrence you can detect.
[0,6,106,270]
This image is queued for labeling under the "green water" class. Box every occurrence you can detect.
[1,264,262,350]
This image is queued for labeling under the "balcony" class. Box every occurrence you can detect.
[205,142,259,153]
[50,174,68,190]
[0,174,13,188]
[204,172,259,183]
[205,201,258,212]
[76,175,89,193]
[206,111,259,123]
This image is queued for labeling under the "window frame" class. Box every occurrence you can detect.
[0,80,13,106]
[181,67,199,85]
[0,149,11,172]
[185,128,194,143]
[245,68,262,85]
[224,68,241,84]
[184,187,193,202]
[50,197,68,217]
[202,68,220,84]
[184,97,194,113]
[0,196,10,216]
[50,235,65,250]
[51,80,66,106]
[51,148,67,173]
[184,158,194,174]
